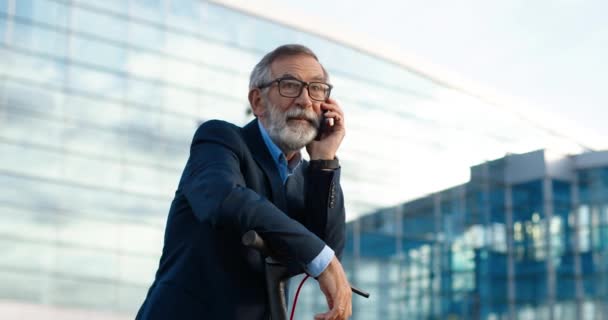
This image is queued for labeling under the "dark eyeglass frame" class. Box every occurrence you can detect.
[258,76,333,101]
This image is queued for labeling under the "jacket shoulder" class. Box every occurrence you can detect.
[192,119,244,147]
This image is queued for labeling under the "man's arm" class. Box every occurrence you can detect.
[305,98,353,320]
[181,121,326,267]
[304,165,346,258]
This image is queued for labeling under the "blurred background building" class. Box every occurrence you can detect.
[290,150,608,319]
[0,0,604,319]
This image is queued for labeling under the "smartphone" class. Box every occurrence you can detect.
[315,111,332,141]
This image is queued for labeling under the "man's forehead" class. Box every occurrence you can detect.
[270,54,324,79]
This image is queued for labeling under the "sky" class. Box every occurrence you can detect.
[271,0,608,150]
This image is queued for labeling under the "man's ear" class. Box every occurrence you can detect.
[248,89,265,118]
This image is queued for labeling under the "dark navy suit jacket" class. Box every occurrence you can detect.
[135,119,345,320]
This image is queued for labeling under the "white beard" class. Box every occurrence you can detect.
[264,102,320,153]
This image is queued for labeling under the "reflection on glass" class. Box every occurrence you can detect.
[126,49,164,80]
[129,0,163,22]
[64,94,122,127]
[2,80,63,117]
[49,277,118,310]
[1,142,63,181]
[163,86,196,116]
[127,20,164,52]
[200,2,237,44]
[14,0,68,28]
[0,48,66,85]
[0,15,7,44]
[127,77,163,108]
[0,0,8,13]
[60,120,124,158]
[164,59,199,88]
[67,64,125,100]
[71,6,126,42]
[70,35,127,71]
[167,0,199,32]
[74,0,128,14]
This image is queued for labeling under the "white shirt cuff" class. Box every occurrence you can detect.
[305,245,335,278]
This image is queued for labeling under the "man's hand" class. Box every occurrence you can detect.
[314,256,352,320]
[307,98,345,160]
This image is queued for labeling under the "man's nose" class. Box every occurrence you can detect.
[294,86,313,108]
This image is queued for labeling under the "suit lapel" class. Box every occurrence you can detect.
[242,119,288,212]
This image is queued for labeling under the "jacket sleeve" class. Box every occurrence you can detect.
[304,165,346,259]
[180,121,326,266]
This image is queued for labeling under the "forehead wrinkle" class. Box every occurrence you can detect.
[270,55,324,81]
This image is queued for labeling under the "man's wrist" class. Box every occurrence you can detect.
[309,157,340,170]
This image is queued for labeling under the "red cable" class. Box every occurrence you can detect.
[290,274,310,320]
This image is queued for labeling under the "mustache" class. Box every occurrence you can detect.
[284,108,321,128]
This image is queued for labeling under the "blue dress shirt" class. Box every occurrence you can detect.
[257,121,334,277]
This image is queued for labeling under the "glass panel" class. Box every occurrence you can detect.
[67,64,125,100]
[71,6,127,42]
[199,65,242,99]
[62,154,122,189]
[11,20,68,56]
[57,112,122,153]
[126,76,163,108]
[70,35,127,71]
[0,172,167,224]
[0,141,63,180]
[49,271,119,310]
[127,20,164,52]
[122,106,160,137]
[118,223,164,257]
[14,0,68,28]
[74,0,128,14]
[0,100,63,148]
[159,111,197,151]
[118,254,159,286]
[200,2,239,43]
[0,47,66,85]
[163,30,201,61]
[0,205,56,242]
[63,93,123,128]
[1,80,63,118]
[167,0,199,32]
[225,10,292,51]
[163,86,197,116]
[165,59,199,88]
[117,284,148,314]
[0,0,8,13]
[122,163,161,195]
[129,0,163,22]
[0,268,45,303]
[199,93,252,125]
[0,13,7,44]
[197,40,256,71]
[126,49,164,80]
[0,239,53,278]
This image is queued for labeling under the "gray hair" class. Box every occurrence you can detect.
[249,44,329,91]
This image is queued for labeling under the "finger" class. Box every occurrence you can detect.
[325,97,341,108]
[321,99,343,116]
[314,312,328,320]
[320,112,344,126]
[325,307,340,320]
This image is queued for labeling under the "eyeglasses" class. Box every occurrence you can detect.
[258,77,332,101]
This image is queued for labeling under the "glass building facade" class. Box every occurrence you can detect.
[297,150,606,320]
[0,0,599,318]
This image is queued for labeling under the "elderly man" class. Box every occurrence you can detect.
[136,44,351,320]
